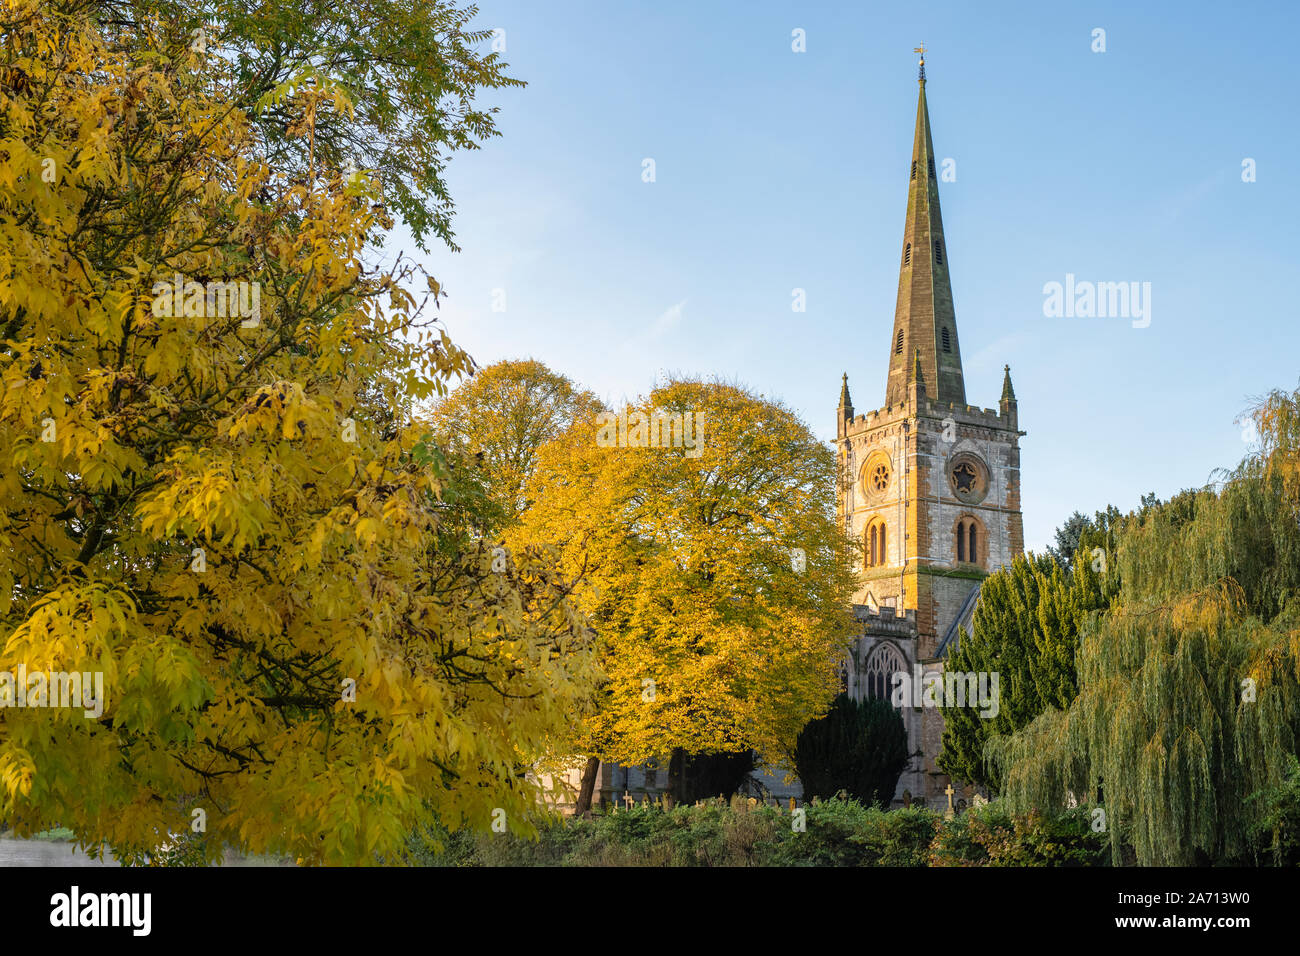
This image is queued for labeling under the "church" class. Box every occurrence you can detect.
[833,50,1024,808]
[573,53,1024,812]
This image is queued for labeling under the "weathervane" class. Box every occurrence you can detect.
[914,42,927,81]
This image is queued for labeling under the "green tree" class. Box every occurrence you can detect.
[794,694,908,807]
[1048,502,1129,573]
[1047,511,1092,571]
[92,0,523,250]
[947,495,1153,792]
[990,384,1300,864]
[938,550,1111,792]
[1251,755,1300,866]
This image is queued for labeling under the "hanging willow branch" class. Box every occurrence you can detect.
[991,382,1300,865]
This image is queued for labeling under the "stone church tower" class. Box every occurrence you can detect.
[836,54,1025,807]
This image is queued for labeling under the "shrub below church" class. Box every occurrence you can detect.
[409,798,1115,867]
[763,802,936,866]
[1249,755,1300,866]
[794,694,908,806]
[928,804,1108,866]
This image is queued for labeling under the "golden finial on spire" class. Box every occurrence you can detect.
[914,43,927,81]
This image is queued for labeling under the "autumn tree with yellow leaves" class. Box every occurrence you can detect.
[510,379,857,811]
[0,0,597,864]
[428,359,603,532]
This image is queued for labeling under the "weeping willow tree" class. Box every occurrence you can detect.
[990,384,1300,865]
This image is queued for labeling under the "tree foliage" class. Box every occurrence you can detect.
[1047,503,1128,572]
[666,749,755,805]
[89,0,523,249]
[938,551,1109,791]
[1046,512,1091,571]
[429,360,603,532]
[990,383,1300,864]
[0,0,595,865]
[942,496,1148,791]
[794,693,907,807]
[509,379,857,781]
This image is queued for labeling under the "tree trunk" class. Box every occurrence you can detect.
[572,756,600,816]
[667,747,687,805]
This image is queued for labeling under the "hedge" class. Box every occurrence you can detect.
[403,796,1110,867]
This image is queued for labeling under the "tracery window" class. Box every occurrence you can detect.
[864,642,906,700]
[870,461,890,493]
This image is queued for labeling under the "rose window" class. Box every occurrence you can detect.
[952,462,977,494]
[870,462,890,493]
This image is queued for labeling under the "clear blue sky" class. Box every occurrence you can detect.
[395,0,1300,553]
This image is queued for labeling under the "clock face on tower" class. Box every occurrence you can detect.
[948,453,989,504]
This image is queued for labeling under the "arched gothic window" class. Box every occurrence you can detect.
[864,642,906,701]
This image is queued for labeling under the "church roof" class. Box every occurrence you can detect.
[936,580,981,657]
[885,58,966,408]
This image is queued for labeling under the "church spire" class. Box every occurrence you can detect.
[837,372,854,438]
[884,52,966,408]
